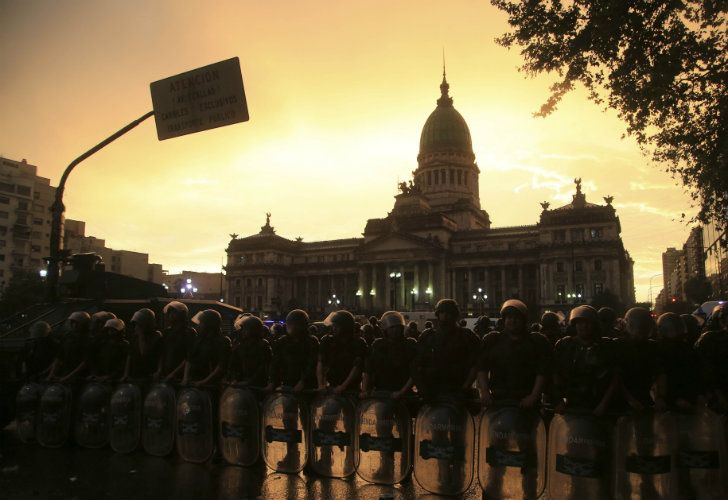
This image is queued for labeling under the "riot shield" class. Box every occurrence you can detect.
[16,382,43,443]
[74,382,111,448]
[176,387,214,463]
[219,386,260,466]
[478,405,545,499]
[309,393,356,478]
[614,412,676,500]
[36,383,72,448]
[109,383,142,454]
[413,400,475,496]
[547,413,612,500]
[673,408,727,499]
[142,383,176,456]
[261,390,308,473]
[355,394,412,485]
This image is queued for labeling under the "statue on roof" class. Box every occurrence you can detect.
[574,177,582,194]
[603,195,614,205]
[398,181,410,195]
[265,212,271,226]
[540,201,550,210]
[229,233,239,240]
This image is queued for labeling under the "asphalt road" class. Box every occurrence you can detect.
[0,424,486,500]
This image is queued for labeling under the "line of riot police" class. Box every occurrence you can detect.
[14,299,728,498]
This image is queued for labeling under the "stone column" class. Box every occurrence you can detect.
[400,265,406,311]
[501,267,507,301]
[428,262,434,304]
[440,259,448,301]
[385,265,392,310]
[518,266,524,299]
[414,262,420,307]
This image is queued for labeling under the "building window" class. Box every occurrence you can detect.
[571,229,583,242]
[594,259,602,271]
[33,218,43,226]
[554,230,566,242]
[0,211,7,219]
[256,296,263,310]
[245,296,252,310]
[0,255,4,262]
[594,282,604,295]
[556,261,565,273]
[257,278,263,287]
[449,169,455,183]
[246,278,252,287]
[440,169,446,184]
[434,171,439,184]
[576,283,584,299]
[590,228,603,239]
[18,201,28,211]
[0,183,13,193]
[235,278,241,287]
[17,186,31,196]
[575,260,583,272]
[0,196,7,204]
[234,296,241,307]
[464,173,468,185]
[427,171,432,185]
[0,226,5,236]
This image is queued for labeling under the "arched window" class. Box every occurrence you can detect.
[427,171,432,185]
[457,170,462,185]
[434,171,439,184]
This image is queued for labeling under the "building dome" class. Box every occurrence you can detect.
[418,74,473,156]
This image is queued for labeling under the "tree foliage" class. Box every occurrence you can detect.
[683,275,712,304]
[492,0,727,228]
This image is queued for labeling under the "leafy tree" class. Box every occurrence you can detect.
[0,270,45,317]
[492,0,727,228]
[590,288,624,314]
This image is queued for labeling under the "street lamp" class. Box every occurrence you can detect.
[389,271,402,310]
[411,288,417,310]
[472,287,488,316]
[648,273,663,307]
[327,293,341,310]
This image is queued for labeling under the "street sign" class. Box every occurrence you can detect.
[150,57,249,141]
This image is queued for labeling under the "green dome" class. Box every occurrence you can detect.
[419,76,473,155]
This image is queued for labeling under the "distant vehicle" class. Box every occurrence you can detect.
[694,300,727,320]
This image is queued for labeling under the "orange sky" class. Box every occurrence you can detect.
[0,0,693,302]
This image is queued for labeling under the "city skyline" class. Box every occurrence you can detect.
[0,1,695,302]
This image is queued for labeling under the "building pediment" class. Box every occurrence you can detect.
[356,232,443,259]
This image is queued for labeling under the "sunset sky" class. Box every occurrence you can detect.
[0,0,694,302]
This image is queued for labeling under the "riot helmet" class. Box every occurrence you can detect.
[91,311,116,334]
[103,318,126,333]
[624,307,655,340]
[325,310,356,336]
[131,308,156,332]
[540,311,560,329]
[500,299,528,335]
[656,312,685,341]
[380,311,405,339]
[192,309,222,334]
[68,311,91,333]
[569,305,599,340]
[29,321,51,339]
[236,315,264,339]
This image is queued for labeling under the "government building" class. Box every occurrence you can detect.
[224,74,635,318]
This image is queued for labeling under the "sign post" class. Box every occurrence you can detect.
[150,57,249,141]
[45,58,248,301]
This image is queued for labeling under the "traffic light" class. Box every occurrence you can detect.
[671,296,677,303]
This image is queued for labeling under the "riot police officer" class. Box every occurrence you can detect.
[657,312,703,410]
[553,305,618,415]
[616,307,667,412]
[413,299,481,401]
[477,300,552,409]
[122,308,162,382]
[182,309,231,387]
[89,319,129,382]
[269,309,319,392]
[361,311,416,399]
[155,301,196,382]
[47,311,92,383]
[317,310,367,394]
[695,303,728,412]
[227,315,272,387]
[21,321,57,380]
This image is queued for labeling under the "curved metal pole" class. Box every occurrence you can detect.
[45,110,155,301]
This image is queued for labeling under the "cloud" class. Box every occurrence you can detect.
[629,181,674,191]
[614,202,684,221]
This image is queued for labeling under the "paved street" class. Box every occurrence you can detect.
[0,425,484,500]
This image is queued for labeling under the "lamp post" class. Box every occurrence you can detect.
[566,291,582,304]
[472,287,488,316]
[180,278,198,298]
[410,288,417,310]
[389,271,402,311]
[355,289,362,313]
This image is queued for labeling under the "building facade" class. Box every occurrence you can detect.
[64,219,165,284]
[165,270,225,301]
[224,75,635,318]
[0,157,56,287]
[703,219,727,299]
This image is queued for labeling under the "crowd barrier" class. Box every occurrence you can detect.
[16,382,728,498]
